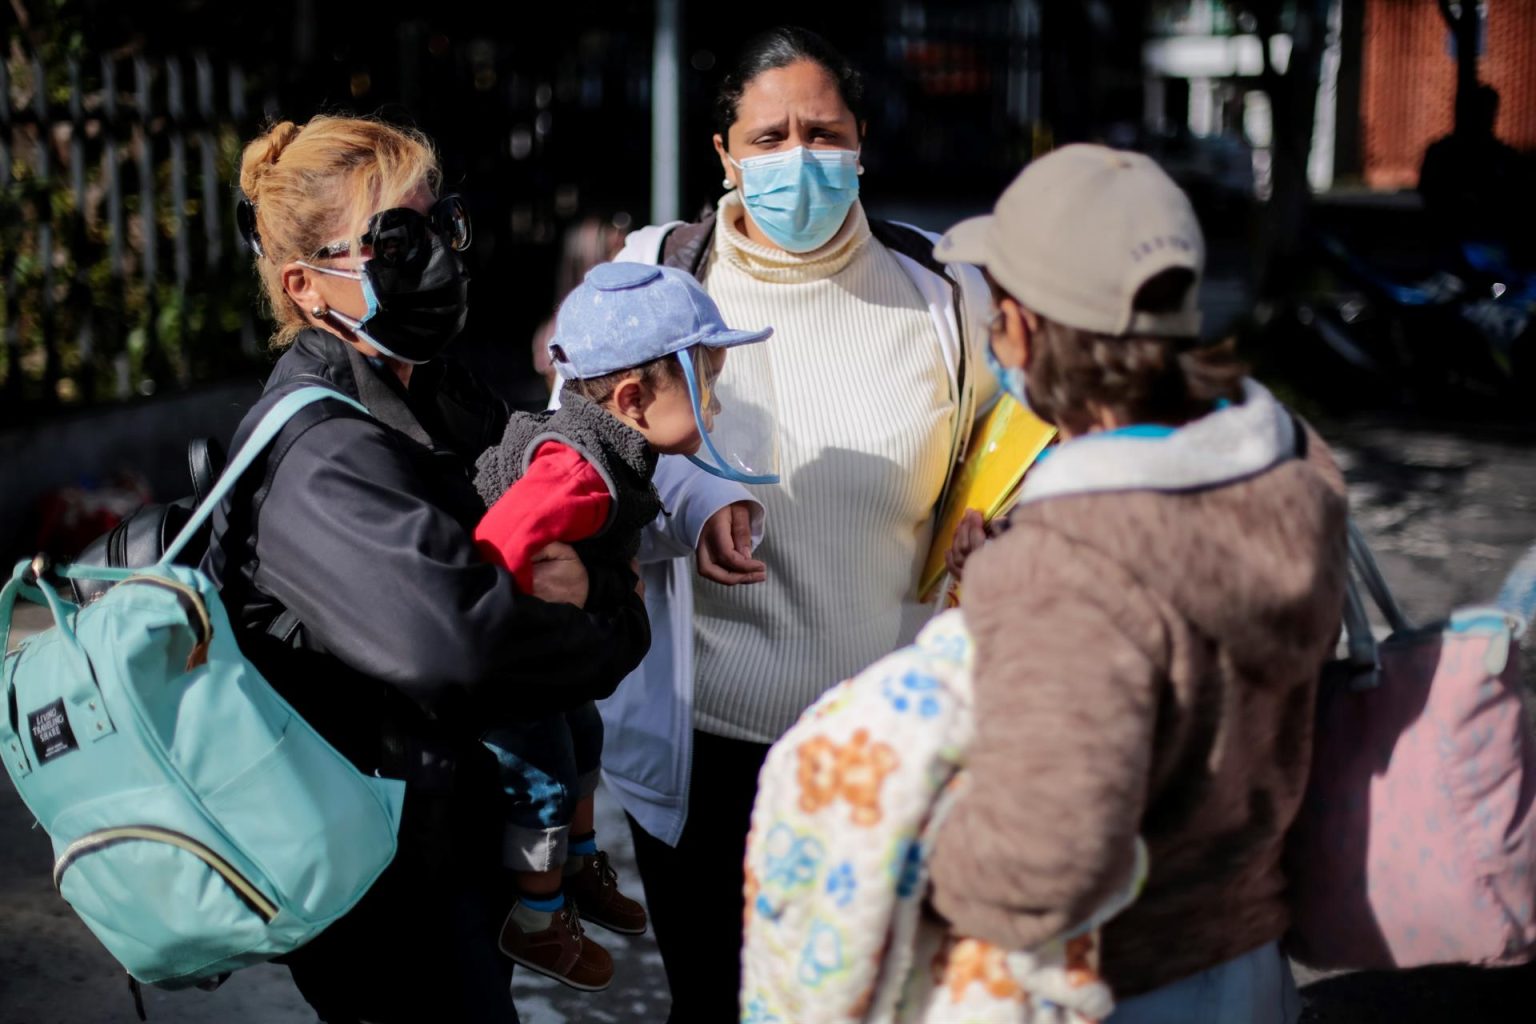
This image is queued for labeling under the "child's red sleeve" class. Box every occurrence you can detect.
[474,441,613,593]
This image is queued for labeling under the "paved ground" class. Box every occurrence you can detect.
[0,772,663,1024]
[3,411,1535,1023]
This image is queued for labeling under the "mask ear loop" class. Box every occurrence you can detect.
[305,295,429,367]
[309,303,429,366]
[295,260,428,367]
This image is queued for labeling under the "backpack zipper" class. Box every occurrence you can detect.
[54,825,278,923]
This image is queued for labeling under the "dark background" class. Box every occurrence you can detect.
[3,0,1534,558]
[3,4,1536,1021]
[29,0,1150,407]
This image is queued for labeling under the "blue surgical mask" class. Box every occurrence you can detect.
[984,327,1033,413]
[730,146,860,253]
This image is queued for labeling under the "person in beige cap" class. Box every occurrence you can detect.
[926,144,1349,1023]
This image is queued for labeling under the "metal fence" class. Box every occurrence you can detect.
[0,5,1068,427]
[0,51,261,426]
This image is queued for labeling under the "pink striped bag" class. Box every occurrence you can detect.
[1286,524,1536,970]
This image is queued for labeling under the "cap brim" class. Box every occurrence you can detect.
[934,215,996,266]
[695,325,773,348]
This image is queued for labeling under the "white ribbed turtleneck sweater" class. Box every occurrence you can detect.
[692,193,956,743]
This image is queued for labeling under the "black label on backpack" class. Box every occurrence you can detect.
[28,699,79,764]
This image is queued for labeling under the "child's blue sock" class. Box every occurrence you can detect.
[520,891,565,913]
[510,888,564,932]
[565,831,598,875]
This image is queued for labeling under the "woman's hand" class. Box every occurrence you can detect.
[529,543,590,607]
[697,502,766,585]
[944,509,989,582]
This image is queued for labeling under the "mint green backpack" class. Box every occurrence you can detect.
[0,386,406,988]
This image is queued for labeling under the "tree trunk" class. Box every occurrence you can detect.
[1437,0,1482,132]
[1250,0,1330,301]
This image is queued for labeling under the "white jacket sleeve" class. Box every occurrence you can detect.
[891,224,999,432]
[640,455,766,563]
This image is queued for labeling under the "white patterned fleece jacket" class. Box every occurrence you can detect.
[741,610,1148,1024]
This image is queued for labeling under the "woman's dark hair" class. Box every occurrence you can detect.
[714,26,865,142]
[992,269,1247,434]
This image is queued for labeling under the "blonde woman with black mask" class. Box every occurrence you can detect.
[214,115,648,1023]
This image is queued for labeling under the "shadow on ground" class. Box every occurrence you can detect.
[3,411,1536,1022]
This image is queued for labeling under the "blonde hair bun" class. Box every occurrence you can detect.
[238,120,302,199]
[235,115,441,348]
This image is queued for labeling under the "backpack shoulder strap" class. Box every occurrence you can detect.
[158,386,369,566]
[870,219,953,283]
[660,210,717,276]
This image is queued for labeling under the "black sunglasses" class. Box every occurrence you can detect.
[310,194,472,265]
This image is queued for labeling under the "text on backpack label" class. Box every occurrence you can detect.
[28,699,80,764]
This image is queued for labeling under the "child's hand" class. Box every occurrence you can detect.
[530,543,589,607]
[944,510,989,583]
[630,558,645,601]
[698,501,766,585]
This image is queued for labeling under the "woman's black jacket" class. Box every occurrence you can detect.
[203,329,650,770]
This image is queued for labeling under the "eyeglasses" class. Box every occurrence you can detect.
[310,194,472,266]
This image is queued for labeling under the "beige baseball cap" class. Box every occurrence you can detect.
[936,144,1205,338]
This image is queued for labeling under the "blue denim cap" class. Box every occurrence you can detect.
[548,263,773,380]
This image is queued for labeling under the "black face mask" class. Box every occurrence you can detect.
[351,232,472,364]
[276,194,475,364]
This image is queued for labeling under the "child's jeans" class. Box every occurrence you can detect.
[482,701,604,873]
[1107,942,1300,1024]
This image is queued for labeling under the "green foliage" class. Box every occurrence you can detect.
[1,29,263,418]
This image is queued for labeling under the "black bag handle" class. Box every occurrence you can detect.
[186,437,227,509]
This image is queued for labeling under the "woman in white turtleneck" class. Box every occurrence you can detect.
[594,26,994,1020]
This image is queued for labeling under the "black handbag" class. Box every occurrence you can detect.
[65,437,227,605]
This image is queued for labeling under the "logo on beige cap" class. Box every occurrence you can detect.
[1130,235,1198,262]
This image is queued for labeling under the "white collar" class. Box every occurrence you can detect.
[1018,379,1297,504]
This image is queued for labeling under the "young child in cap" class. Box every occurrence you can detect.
[472,261,773,991]
[928,144,1347,1023]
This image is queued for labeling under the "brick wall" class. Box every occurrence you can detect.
[1363,0,1536,189]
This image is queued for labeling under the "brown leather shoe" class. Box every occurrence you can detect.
[565,850,649,936]
[498,902,614,991]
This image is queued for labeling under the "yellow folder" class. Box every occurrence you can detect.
[919,395,1057,604]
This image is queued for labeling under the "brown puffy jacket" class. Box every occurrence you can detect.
[929,383,1348,997]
